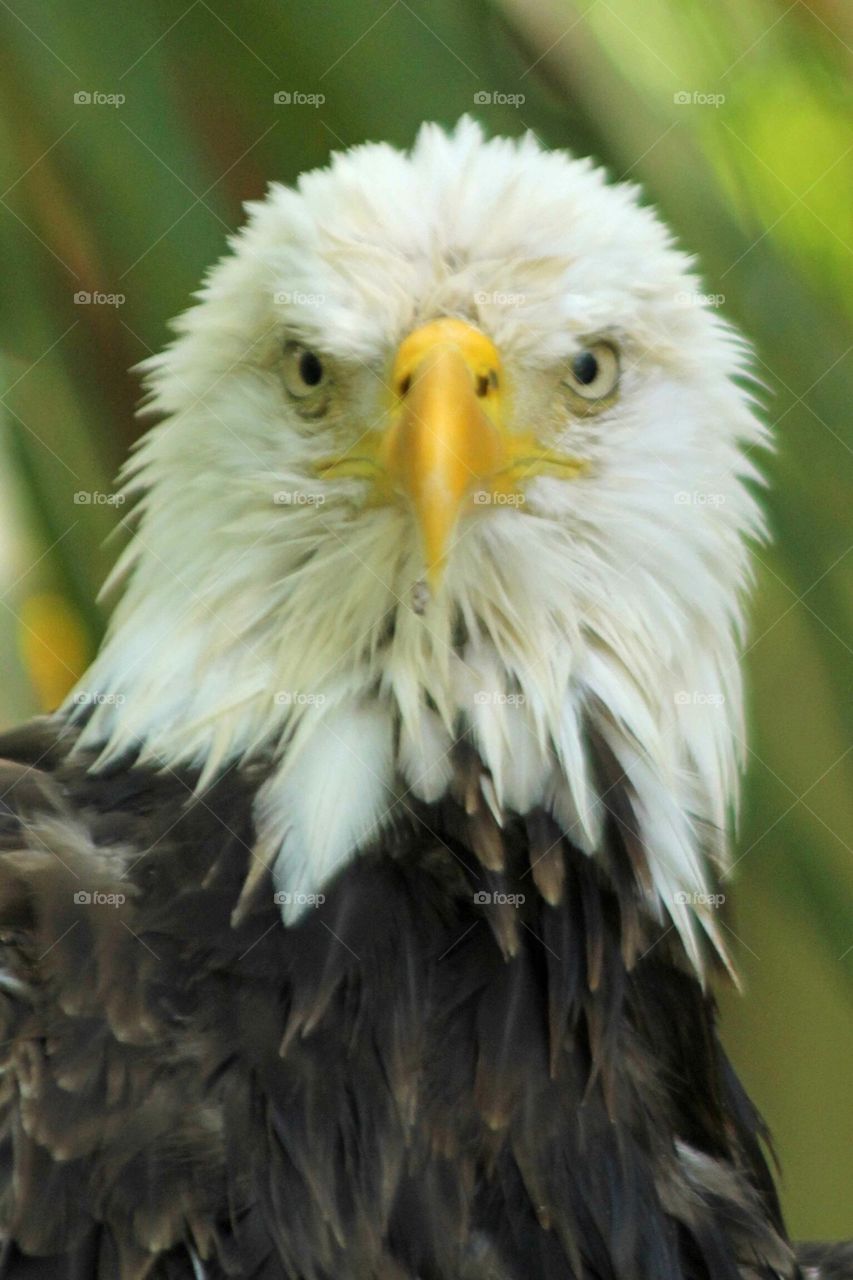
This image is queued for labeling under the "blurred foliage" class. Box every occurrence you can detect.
[0,0,850,1240]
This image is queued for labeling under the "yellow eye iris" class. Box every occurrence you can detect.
[564,341,620,401]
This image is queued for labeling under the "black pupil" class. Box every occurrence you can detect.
[298,350,323,386]
[572,350,599,386]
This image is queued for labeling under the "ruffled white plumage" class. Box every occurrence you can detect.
[64,118,767,972]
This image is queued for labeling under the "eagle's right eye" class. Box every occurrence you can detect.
[282,343,328,399]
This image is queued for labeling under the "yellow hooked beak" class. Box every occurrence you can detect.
[316,318,586,594]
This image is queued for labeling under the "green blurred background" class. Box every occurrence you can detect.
[1,0,850,1240]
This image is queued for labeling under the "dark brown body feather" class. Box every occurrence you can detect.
[0,718,843,1278]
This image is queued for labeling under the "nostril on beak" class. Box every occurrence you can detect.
[475,370,499,398]
[398,374,412,397]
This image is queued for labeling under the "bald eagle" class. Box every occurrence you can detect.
[0,119,849,1280]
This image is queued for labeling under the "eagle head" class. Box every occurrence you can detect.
[67,118,767,970]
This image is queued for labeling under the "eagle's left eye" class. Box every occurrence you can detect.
[282,343,328,399]
[564,342,620,402]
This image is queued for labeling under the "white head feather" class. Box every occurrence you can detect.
[65,118,767,970]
